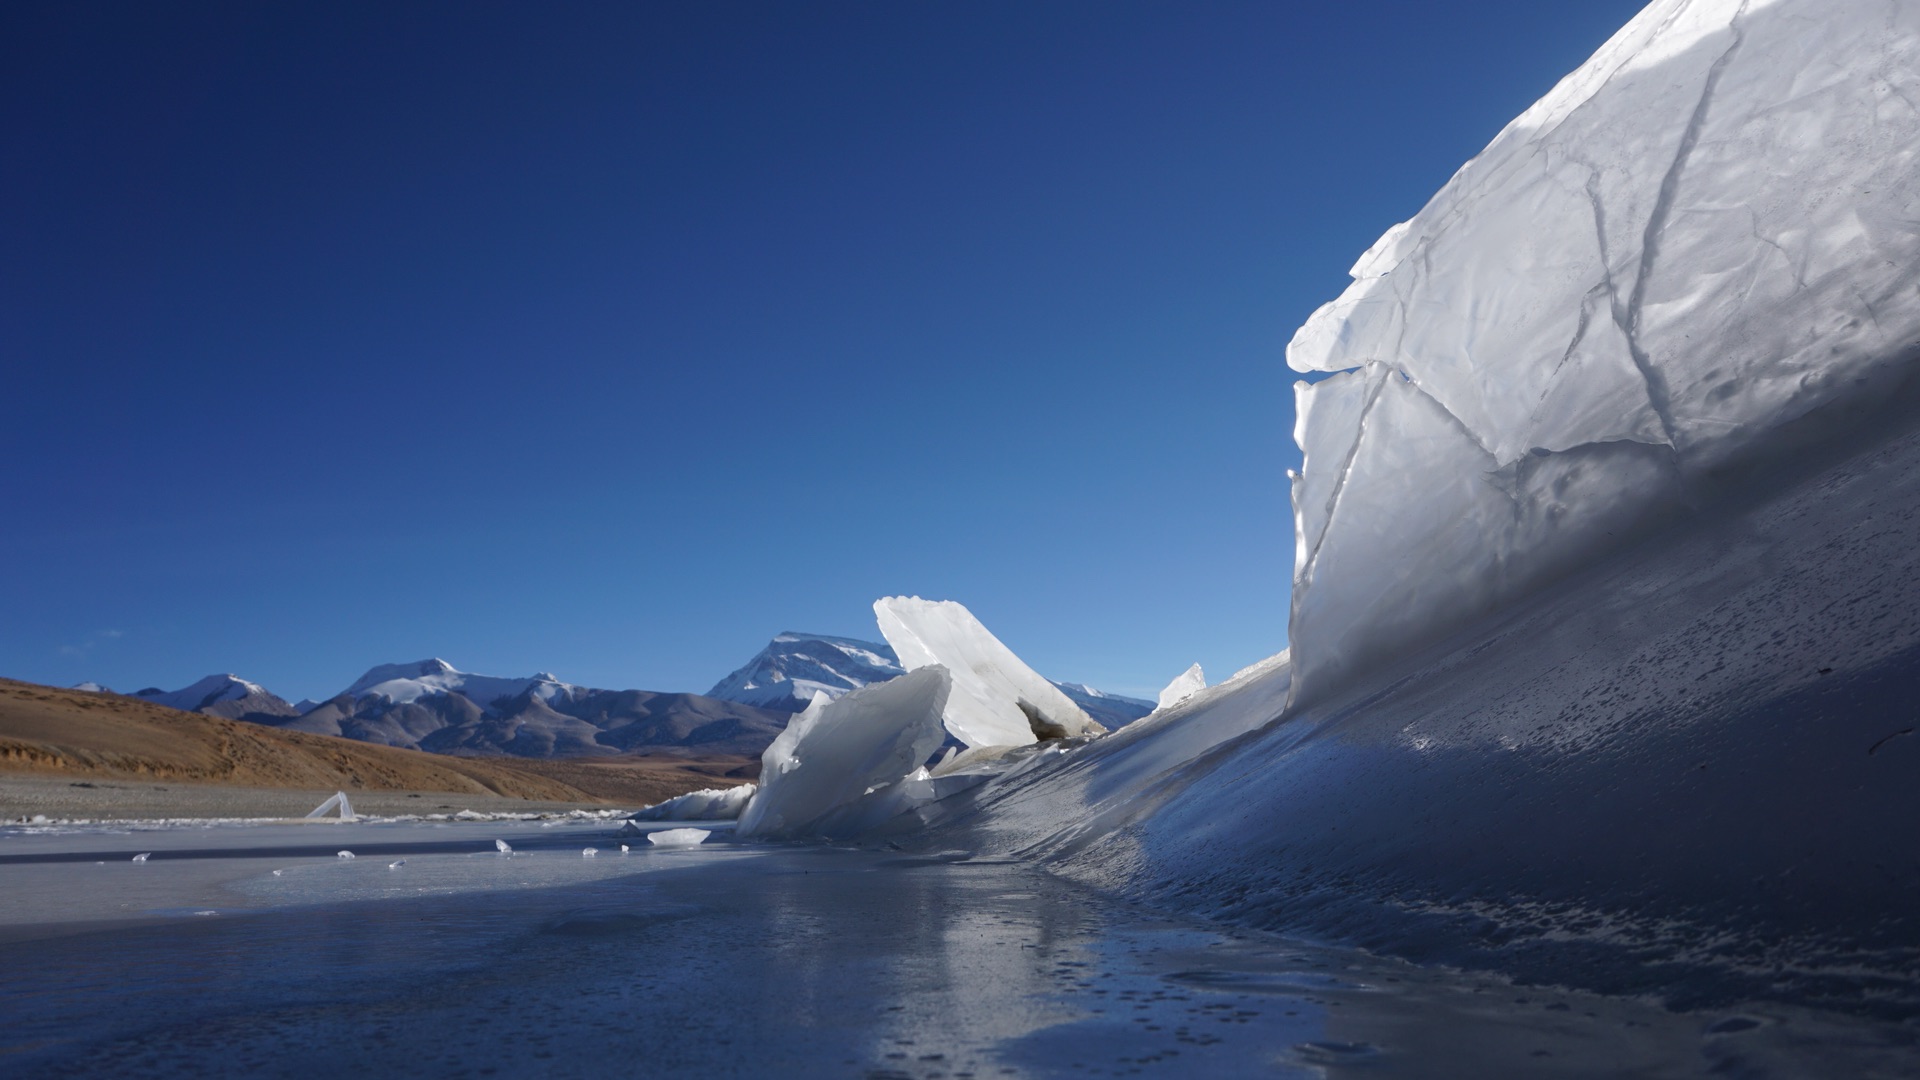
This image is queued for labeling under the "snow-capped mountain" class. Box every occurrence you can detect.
[341,658,584,710]
[134,674,300,722]
[287,659,790,758]
[709,633,1155,728]
[707,633,907,712]
[1050,680,1155,730]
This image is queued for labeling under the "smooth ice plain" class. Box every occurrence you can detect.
[4,818,1909,1079]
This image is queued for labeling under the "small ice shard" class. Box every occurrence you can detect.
[874,596,1102,748]
[736,666,951,839]
[305,790,356,821]
[272,869,283,876]
[336,850,355,860]
[619,844,630,854]
[131,853,151,862]
[494,839,513,855]
[387,859,406,870]
[1156,664,1206,711]
[582,847,598,858]
[647,828,711,847]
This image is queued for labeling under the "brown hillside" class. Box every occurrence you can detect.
[0,678,597,802]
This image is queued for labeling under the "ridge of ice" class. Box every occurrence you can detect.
[627,784,757,822]
[1283,0,1920,704]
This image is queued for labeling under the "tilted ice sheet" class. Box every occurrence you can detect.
[1154,664,1205,712]
[874,596,1101,748]
[735,667,950,839]
[1284,0,1920,703]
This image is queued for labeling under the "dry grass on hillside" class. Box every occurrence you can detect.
[0,677,598,801]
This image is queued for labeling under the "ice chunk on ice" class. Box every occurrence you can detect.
[647,828,711,847]
[736,666,951,839]
[305,790,355,821]
[619,844,629,854]
[387,859,406,870]
[336,851,355,860]
[874,596,1101,748]
[494,839,513,855]
[627,783,756,822]
[131,853,151,863]
[581,848,598,858]
[1283,0,1920,705]
[1156,664,1205,711]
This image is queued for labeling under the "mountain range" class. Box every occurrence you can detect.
[97,634,1152,760]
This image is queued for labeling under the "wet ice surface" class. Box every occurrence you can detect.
[3,823,1911,1078]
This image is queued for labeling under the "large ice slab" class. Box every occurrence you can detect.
[1284,0,1920,703]
[873,597,1101,748]
[735,667,951,839]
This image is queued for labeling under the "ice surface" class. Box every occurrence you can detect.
[304,791,355,821]
[646,828,711,848]
[1155,664,1205,711]
[627,783,756,822]
[1283,0,1920,704]
[736,667,951,839]
[874,597,1102,748]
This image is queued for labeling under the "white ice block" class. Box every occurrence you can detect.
[1155,664,1206,711]
[874,597,1101,748]
[646,828,711,848]
[736,666,951,839]
[1283,0,1920,704]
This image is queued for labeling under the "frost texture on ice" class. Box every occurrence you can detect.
[736,666,951,839]
[874,597,1102,748]
[646,828,711,848]
[1284,0,1920,704]
[1156,664,1206,711]
[305,791,355,821]
[627,784,756,822]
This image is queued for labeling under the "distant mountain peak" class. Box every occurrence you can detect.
[708,632,1155,728]
[135,673,298,721]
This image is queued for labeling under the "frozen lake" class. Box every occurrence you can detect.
[2,820,1910,1078]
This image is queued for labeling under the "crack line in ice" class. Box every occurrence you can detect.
[1624,0,1753,451]
[1297,368,1389,592]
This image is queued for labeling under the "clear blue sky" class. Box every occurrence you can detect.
[1,1,1647,702]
